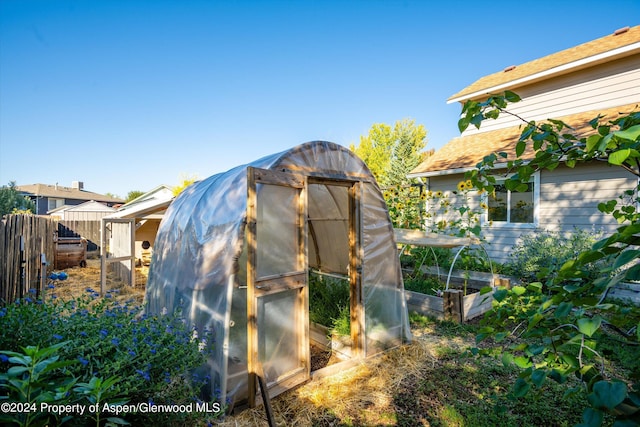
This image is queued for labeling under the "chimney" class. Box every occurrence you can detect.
[72,181,84,190]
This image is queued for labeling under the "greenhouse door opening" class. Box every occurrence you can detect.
[308,178,362,366]
[246,167,310,405]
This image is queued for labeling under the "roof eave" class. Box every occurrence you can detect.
[447,41,640,105]
[408,162,513,179]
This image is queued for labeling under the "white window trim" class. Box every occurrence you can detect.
[48,197,65,211]
[482,171,540,229]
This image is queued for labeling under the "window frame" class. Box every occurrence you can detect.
[482,171,539,229]
[47,198,65,211]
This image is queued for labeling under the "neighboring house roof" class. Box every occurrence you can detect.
[449,25,640,103]
[17,183,124,203]
[49,201,116,214]
[409,103,639,177]
[105,184,174,219]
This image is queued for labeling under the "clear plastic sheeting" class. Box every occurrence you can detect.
[146,141,412,407]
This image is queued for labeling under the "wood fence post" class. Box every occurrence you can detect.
[443,289,463,323]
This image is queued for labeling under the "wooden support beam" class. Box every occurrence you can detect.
[443,289,463,323]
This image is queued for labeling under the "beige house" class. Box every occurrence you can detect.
[409,25,640,263]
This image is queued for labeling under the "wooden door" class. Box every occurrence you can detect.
[246,167,309,406]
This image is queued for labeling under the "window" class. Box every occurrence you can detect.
[48,198,64,211]
[484,173,538,226]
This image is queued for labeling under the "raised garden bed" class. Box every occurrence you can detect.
[310,322,353,361]
[403,268,512,322]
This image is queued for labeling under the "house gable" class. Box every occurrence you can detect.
[449,25,640,103]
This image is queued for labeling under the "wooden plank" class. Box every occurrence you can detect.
[253,167,305,188]
[0,215,56,303]
[349,181,363,358]
[405,290,444,318]
[443,290,463,323]
[246,166,258,407]
[298,178,310,380]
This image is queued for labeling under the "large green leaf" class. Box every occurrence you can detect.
[608,148,631,165]
[504,90,521,102]
[511,286,527,296]
[587,380,627,410]
[577,317,602,337]
[578,408,603,427]
[586,135,602,152]
[513,378,531,397]
[613,124,640,141]
[530,369,548,387]
[513,356,533,369]
[614,249,640,269]
[458,117,470,133]
[493,289,508,302]
[555,302,573,319]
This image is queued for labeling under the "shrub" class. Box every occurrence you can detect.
[403,275,442,296]
[0,285,221,426]
[503,228,605,283]
[309,272,350,335]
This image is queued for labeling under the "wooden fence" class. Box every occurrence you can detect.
[0,214,56,303]
[58,220,102,252]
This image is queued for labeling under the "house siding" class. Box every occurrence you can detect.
[426,162,637,264]
[538,162,637,234]
[461,54,640,137]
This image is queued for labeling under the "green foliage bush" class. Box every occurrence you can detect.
[403,275,442,296]
[462,92,640,425]
[309,271,350,336]
[0,181,35,216]
[503,228,605,283]
[0,282,221,426]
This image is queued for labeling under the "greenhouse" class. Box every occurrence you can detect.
[145,141,412,409]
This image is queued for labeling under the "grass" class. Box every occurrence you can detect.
[220,313,589,426]
[49,261,632,426]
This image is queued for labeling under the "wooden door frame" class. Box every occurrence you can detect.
[307,177,363,358]
[246,167,309,407]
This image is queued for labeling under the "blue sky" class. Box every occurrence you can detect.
[1,0,638,198]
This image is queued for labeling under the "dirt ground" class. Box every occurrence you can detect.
[50,257,147,304]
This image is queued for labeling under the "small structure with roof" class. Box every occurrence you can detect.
[100,185,174,289]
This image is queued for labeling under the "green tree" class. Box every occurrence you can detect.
[461,92,640,426]
[125,190,145,203]
[351,119,428,186]
[387,119,429,186]
[172,174,199,196]
[0,181,35,216]
[351,119,430,228]
[350,123,395,184]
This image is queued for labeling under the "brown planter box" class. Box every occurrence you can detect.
[405,287,494,322]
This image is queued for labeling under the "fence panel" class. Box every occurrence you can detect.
[58,220,102,252]
[0,215,56,303]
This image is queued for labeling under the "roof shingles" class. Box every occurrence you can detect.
[449,25,640,102]
[410,104,639,176]
[16,184,124,203]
